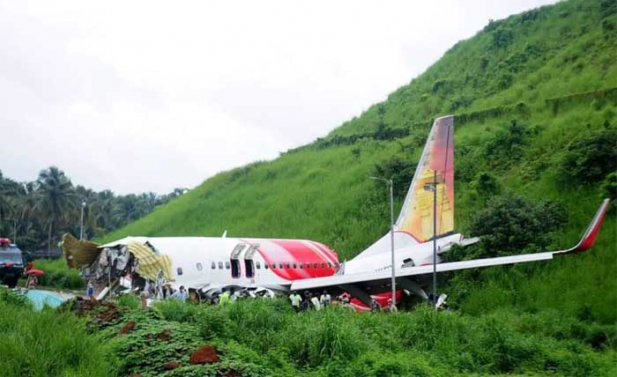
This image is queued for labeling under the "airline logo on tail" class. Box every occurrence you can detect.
[396,116,454,241]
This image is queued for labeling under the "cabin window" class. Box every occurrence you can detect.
[256,261,261,269]
[328,262,332,268]
[211,262,216,269]
[313,263,318,269]
[292,263,297,269]
[299,263,304,269]
[279,262,283,269]
[245,259,255,278]
[177,267,183,276]
[218,262,224,269]
[196,263,203,271]
[264,263,269,269]
[225,261,231,270]
[306,263,310,269]
[271,263,276,269]
[321,263,325,269]
[286,262,290,269]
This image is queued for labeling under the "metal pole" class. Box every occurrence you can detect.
[389,179,396,307]
[80,201,85,240]
[432,170,437,308]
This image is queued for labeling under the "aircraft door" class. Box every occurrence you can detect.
[230,243,247,279]
[244,244,258,279]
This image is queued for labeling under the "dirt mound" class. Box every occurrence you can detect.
[119,320,136,334]
[61,296,121,327]
[189,345,220,364]
[157,329,171,342]
[163,362,180,370]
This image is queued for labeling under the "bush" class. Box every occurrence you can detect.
[154,299,201,323]
[483,120,534,168]
[34,258,85,290]
[468,194,566,256]
[117,294,141,310]
[372,157,417,199]
[558,129,617,187]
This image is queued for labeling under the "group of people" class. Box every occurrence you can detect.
[288,290,332,312]
[289,290,398,313]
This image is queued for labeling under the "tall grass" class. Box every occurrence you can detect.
[0,289,116,377]
[148,299,617,376]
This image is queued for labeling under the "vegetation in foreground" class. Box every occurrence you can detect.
[0,289,116,377]
[3,290,617,377]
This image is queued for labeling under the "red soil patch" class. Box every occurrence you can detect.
[157,329,171,342]
[163,362,181,370]
[119,321,136,334]
[189,345,220,364]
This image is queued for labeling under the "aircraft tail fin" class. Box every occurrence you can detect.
[395,115,454,242]
[354,115,454,261]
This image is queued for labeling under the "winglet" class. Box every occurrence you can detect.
[562,199,610,254]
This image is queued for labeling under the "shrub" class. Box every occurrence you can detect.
[469,194,566,256]
[482,120,534,167]
[34,258,85,290]
[372,157,417,199]
[154,299,201,323]
[558,129,617,187]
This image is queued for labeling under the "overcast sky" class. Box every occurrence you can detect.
[0,0,556,194]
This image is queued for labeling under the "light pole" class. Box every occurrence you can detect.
[369,176,396,307]
[80,200,86,240]
[423,170,438,309]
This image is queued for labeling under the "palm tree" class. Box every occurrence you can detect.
[35,167,76,251]
[95,190,115,231]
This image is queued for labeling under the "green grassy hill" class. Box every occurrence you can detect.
[102,0,617,324]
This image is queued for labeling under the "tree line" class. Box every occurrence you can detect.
[0,167,187,251]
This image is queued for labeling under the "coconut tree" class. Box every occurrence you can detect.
[95,190,116,232]
[35,167,76,251]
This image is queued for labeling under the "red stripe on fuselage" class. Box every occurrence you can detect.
[246,239,339,281]
[271,240,337,278]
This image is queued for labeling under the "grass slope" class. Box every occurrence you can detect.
[101,0,616,323]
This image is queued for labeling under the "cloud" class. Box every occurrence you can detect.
[0,0,556,194]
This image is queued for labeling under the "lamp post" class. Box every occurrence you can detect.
[369,176,396,307]
[423,170,438,309]
[80,200,86,240]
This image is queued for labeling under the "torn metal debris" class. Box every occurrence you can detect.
[60,233,173,301]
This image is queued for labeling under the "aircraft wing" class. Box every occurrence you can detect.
[291,199,610,301]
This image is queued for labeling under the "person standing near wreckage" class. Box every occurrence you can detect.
[171,285,188,302]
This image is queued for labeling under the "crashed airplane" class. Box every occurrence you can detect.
[61,115,610,310]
